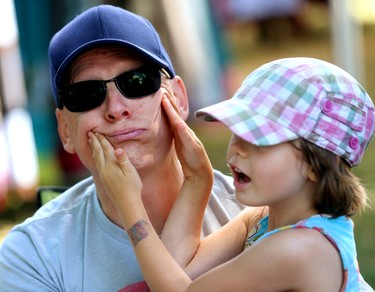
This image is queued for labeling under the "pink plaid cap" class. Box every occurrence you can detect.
[196,57,375,167]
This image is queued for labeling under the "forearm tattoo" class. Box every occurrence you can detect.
[127,219,149,246]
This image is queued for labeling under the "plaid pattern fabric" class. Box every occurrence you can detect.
[196,57,375,167]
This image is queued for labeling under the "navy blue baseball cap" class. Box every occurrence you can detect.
[48,5,175,107]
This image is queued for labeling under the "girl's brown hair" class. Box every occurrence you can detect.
[296,139,369,218]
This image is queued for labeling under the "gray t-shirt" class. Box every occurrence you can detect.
[0,170,244,291]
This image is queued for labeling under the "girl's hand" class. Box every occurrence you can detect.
[88,132,142,204]
[160,96,214,270]
[162,96,213,185]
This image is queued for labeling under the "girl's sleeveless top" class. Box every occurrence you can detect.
[244,214,360,291]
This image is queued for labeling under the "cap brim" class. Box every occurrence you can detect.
[195,98,298,146]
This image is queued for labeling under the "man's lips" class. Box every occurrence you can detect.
[106,128,146,142]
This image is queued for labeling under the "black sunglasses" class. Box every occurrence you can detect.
[58,66,170,112]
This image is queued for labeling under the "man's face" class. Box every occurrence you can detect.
[56,47,181,176]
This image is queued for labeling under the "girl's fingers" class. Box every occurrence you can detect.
[113,148,135,177]
[162,98,210,172]
[162,97,197,143]
[95,133,134,177]
[163,91,180,114]
[88,131,105,168]
[114,148,127,162]
[88,132,143,200]
[162,97,182,130]
[96,132,115,159]
[89,132,117,168]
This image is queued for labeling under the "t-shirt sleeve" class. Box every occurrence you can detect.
[202,170,245,236]
[0,229,57,291]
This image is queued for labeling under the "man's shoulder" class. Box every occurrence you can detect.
[14,177,96,233]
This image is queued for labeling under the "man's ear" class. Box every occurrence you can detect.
[55,109,76,154]
[170,76,189,121]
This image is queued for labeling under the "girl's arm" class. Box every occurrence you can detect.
[89,131,191,291]
[160,97,214,270]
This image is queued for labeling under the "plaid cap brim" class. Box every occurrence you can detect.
[196,98,299,146]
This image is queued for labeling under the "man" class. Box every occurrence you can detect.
[0,5,245,291]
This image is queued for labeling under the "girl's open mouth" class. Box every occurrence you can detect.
[232,166,251,184]
[234,168,250,183]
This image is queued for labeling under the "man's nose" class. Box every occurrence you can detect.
[103,81,132,120]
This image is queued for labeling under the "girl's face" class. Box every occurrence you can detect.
[226,135,313,209]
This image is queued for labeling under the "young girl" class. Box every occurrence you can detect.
[89,57,375,291]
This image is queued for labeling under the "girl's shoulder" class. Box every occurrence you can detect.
[240,227,343,290]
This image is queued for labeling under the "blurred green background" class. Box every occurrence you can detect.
[0,0,374,288]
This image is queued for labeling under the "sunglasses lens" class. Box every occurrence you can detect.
[116,67,161,98]
[61,81,106,112]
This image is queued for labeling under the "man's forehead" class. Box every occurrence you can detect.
[66,46,146,82]
[74,45,145,64]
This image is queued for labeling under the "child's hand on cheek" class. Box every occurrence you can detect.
[88,131,143,205]
[162,97,213,192]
